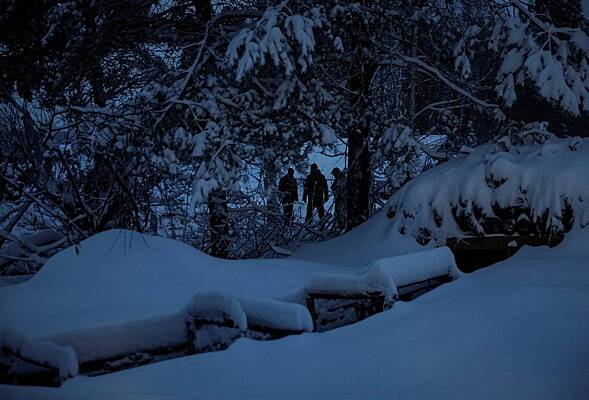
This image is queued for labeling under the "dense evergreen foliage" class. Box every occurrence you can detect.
[1,0,588,268]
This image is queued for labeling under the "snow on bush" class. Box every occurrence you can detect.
[0,327,78,379]
[387,136,589,243]
[226,2,322,81]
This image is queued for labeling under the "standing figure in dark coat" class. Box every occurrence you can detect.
[278,168,298,225]
[303,163,329,223]
[331,167,347,230]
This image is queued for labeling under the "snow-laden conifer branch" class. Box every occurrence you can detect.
[492,0,589,114]
[226,2,323,81]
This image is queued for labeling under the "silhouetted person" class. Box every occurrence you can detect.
[331,167,346,230]
[278,168,298,225]
[303,163,329,223]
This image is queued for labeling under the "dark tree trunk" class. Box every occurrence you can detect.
[263,160,280,227]
[82,4,107,107]
[208,189,229,258]
[346,0,374,231]
[193,0,230,257]
[180,0,213,69]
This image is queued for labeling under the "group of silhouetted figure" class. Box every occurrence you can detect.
[277,163,346,229]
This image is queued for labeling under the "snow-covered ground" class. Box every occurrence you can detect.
[0,212,420,339]
[2,227,588,399]
[2,136,588,399]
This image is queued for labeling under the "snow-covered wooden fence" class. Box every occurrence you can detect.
[0,247,459,386]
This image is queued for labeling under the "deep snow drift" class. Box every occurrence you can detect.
[0,224,443,373]
[0,219,421,339]
[2,228,588,400]
[2,136,588,399]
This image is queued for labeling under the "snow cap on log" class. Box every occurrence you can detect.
[0,326,79,379]
[186,292,313,333]
[370,246,460,289]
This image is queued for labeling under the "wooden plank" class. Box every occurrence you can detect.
[397,274,452,301]
[79,343,193,377]
[0,348,61,387]
[307,293,387,332]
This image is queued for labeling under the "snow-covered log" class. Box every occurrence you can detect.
[186,292,313,333]
[42,314,189,365]
[185,292,248,331]
[370,247,459,301]
[305,247,458,330]
[0,327,78,385]
[239,296,313,333]
[306,268,395,298]
[186,293,313,352]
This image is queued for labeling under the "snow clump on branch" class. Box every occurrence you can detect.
[226,2,322,81]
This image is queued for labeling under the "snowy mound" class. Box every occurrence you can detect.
[0,230,344,338]
[2,229,444,372]
[387,137,589,243]
[4,229,587,399]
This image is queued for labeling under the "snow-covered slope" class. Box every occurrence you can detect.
[0,227,419,339]
[3,228,588,400]
[8,138,585,340]
[293,208,423,266]
[2,135,588,398]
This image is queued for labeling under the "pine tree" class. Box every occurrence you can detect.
[507,0,588,136]
[345,0,374,231]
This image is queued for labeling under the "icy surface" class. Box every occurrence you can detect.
[3,228,587,399]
